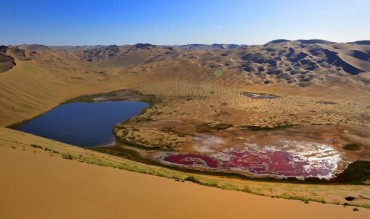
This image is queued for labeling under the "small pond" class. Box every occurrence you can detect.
[14,101,148,147]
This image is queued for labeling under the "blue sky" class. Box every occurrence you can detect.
[1,0,370,45]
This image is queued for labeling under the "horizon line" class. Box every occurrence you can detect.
[2,39,370,47]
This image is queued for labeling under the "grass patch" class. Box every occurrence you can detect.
[184,175,198,183]
[62,154,74,160]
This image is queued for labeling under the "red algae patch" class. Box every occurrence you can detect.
[223,150,334,178]
[158,138,345,180]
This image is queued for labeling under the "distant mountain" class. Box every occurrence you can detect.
[178,44,244,50]
[297,39,333,44]
[0,45,8,53]
[267,39,291,44]
[350,40,370,45]
[134,43,157,49]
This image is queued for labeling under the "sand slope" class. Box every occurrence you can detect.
[1,146,369,219]
[1,127,369,212]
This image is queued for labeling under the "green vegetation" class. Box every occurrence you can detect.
[335,161,370,183]
[43,147,59,154]
[239,125,294,131]
[280,193,311,203]
[64,89,150,104]
[343,143,360,151]
[63,93,102,103]
[30,144,43,149]
[317,101,338,105]
[125,94,162,123]
[29,144,60,154]
[62,154,74,160]
[185,175,198,183]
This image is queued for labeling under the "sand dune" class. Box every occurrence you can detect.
[1,142,369,219]
[0,46,16,73]
[1,40,370,217]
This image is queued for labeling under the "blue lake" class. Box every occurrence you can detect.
[15,101,148,147]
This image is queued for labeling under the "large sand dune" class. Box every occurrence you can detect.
[1,146,368,219]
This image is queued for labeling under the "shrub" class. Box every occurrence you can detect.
[30,144,43,149]
[343,144,360,151]
[62,154,74,160]
[185,176,197,183]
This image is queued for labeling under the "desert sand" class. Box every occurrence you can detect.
[1,41,370,217]
[1,146,369,219]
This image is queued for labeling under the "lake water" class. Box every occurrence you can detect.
[15,101,148,147]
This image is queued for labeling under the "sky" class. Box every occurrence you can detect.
[1,0,370,45]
